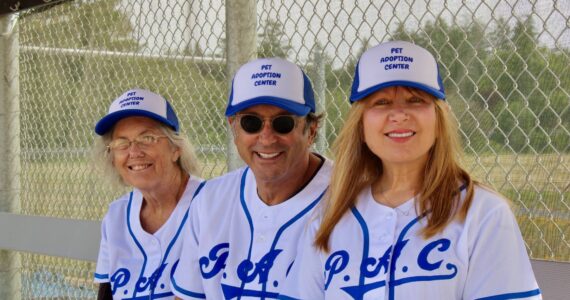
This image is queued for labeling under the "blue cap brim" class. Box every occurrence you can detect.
[95,109,178,135]
[350,80,446,103]
[225,96,312,116]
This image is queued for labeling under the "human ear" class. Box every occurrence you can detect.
[307,121,318,145]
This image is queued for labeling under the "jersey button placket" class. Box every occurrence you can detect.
[149,237,162,270]
[257,209,272,243]
[382,211,397,244]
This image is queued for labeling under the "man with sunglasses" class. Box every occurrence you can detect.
[171,58,332,299]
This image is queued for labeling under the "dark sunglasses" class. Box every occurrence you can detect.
[237,114,297,134]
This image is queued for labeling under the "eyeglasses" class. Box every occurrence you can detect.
[236,114,298,134]
[106,134,168,152]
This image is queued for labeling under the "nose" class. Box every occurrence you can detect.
[257,120,278,145]
[127,141,144,157]
[388,107,409,123]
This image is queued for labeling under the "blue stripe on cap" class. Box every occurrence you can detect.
[225,96,312,116]
[350,79,446,103]
[94,109,179,135]
[350,62,362,102]
[302,72,316,112]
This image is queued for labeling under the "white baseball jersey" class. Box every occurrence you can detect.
[94,176,204,299]
[171,157,332,299]
[280,185,541,300]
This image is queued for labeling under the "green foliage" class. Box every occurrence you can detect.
[257,19,291,58]
[19,3,568,159]
[19,0,142,156]
[339,36,371,89]
[305,42,336,90]
[20,54,228,153]
[21,0,139,51]
[304,41,354,146]
[387,15,568,154]
[19,1,228,162]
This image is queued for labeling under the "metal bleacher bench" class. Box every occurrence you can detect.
[0,212,568,299]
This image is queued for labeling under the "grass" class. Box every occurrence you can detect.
[462,153,569,193]
[516,215,570,261]
[18,153,570,260]
[461,154,569,261]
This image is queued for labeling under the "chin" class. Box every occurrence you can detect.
[256,171,287,183]
[127,178,155,190]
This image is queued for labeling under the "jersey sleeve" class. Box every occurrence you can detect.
[463,198,541,299]
[279,221,325,300]
[170,194,207,299]
[94,214,110,283]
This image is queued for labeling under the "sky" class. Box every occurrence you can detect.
[121,0,569,67]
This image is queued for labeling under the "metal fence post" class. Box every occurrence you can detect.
[225,0,257,171]
[313,46,327,154]
[0,13,21,300]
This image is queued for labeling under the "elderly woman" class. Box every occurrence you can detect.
[280,41,541,299]
[92,88,203,300]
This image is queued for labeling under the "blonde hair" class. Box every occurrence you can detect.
[93,123,200,188]
[315,88,475,252]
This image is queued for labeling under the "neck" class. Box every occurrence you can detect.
[139,169,189,234]
[142,169,188,210]
[257,153,321,206]
[372,162,423,208]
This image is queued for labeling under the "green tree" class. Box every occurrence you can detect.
[305,42,333,87]
[479,14,567,153]
[257,19,291,58]
[489,17,513,50]
[497,16,544,151]
[390,19,491,153]
[304,42,343,145]
[546,49,570,144]
[337,36,371,92]
[412,18,488,97]
[391,22,422,42]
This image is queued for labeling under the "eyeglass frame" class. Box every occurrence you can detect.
[106,133,169,153]
[233,113,302,135]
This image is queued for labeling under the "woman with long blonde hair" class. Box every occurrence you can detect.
[280,41,540,300]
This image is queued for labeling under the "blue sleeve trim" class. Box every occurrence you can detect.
[94,273,109,280]
[476,288,541,300]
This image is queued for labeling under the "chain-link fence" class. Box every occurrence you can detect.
[0,0,568,298]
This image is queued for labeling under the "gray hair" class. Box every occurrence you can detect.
[92,123,200,187]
